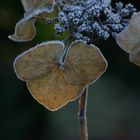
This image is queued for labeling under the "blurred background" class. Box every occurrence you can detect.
[0,0,140,140]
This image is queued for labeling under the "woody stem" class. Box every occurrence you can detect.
[78,87,89,140]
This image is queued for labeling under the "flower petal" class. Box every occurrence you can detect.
[64,41,108,85]
[27,69,84,111]
[14,41,64,81]
[9,3,54,42]
[129,44,140,67]
[116,12,140,67]
[9,19,36,42]
[116,12,140,53]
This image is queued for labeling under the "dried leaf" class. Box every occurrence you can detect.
[116,12,140,67]
[14,41,107,111]
[9,19,36,42]
[14,41,64,80]
[64,41,107,85]
[27,71,85,111]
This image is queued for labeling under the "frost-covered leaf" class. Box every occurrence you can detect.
[116,12,140,67]
[9,19,36,42]
[14,41,63,80]
[27,72,85,111]
[64,41,107,85]
[14,41,107,111]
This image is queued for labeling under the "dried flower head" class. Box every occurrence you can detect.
[54,0,136,43]
[9,0,139,112]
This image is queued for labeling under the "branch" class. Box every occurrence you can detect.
[78,87,88,140]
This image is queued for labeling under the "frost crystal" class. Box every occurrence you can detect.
[54,0,136,43]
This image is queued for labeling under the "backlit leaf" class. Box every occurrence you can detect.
[14,41,64,80]
[116,12,140,67]
[64,41,107,85]
[14,41,107,111]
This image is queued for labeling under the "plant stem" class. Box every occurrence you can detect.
[78,87,88,140]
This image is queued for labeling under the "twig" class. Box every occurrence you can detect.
[78,87,88,140]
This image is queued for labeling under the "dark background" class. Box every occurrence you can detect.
[0,0,140,140]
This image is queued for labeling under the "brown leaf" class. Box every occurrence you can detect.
[14,41,64,80]
[116,12,140,67]
[27,70,84,111]
[14,41,107,111]
[64,41,107,85]
[9,19,36,42]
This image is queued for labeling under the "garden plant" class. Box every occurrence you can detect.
[9,0,140,140]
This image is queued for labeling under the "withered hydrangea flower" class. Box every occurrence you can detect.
[55,0,136,43]
[9,0,139,111]
[9,0,54,42]
[14,41,107,111]
[9,1,140,139]
[116,12,140,67]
